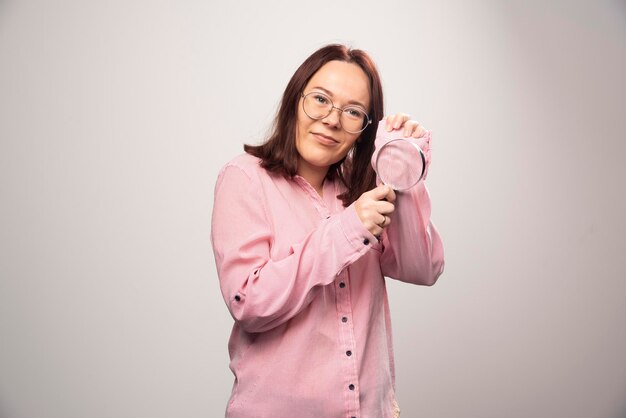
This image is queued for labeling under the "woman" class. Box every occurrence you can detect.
[211,44,444,418]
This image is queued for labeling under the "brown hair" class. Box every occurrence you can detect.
[244,44,384,207]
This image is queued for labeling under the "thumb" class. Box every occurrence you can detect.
[370,184,392,201]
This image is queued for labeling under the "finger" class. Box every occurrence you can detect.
[368,185,396,205]
[403,120,419,137]
[366,217,384,236]
[393,113,410,130]
[411,125,427,138]
[385,187,396,203]
[374,186,396,204]
[385,115,396,131]
[369,184,393,200]
[373,200,395,215]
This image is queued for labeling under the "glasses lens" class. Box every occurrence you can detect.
[302,92,369,134]
[341,106,368,134]
[303,92,332,119]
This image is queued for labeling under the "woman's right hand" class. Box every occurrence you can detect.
[354,185,396,236]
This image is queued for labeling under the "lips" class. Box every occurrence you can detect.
[312,132,339,145]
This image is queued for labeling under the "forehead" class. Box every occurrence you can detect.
[305,61,371,108]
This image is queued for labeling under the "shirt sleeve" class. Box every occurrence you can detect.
[373,127,445,286]
[379,180,445,286]
[210,163,377,333]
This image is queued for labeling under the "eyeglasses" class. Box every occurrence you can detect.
[301,91,372,134]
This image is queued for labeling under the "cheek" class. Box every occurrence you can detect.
[342,136,359,151]
[295,120,305,143]
[295,113,309,138]
[334,138,357,160]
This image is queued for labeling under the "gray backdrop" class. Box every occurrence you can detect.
[1,0,625,417]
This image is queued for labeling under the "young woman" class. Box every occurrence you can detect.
[211,44,444,418]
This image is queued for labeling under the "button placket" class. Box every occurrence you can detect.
[335,272,360,414]
[293,176,333,219]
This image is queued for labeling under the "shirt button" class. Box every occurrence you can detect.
[234,295,241,302]
[341,316,348,323]
[363,238,370,245]
[339,282,346,288]
[346,350,352,356]
[349,383,355,390]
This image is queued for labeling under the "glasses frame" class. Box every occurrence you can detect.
[300,91,372,134]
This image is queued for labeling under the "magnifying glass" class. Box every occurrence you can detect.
[374,138,426,191]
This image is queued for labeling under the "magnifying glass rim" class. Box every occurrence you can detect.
[374,138,426,191]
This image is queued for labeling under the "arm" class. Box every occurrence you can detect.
[374,118,445,285]
[210,164,376,333]
[379,180,445,285]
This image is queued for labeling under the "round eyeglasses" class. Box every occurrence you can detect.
[301,91,372,134]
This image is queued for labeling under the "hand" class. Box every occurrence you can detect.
[354,185,397,237]
[384,113,427,138]
[383,113,432,180]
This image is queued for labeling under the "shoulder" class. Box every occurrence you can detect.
[223,153,262,171]
[216,153,282,190]
[218,153,265,179]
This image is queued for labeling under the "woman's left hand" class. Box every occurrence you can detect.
[382,112,433,181]
[384,113,427,138]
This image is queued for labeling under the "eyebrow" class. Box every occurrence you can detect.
[309,86,368,110]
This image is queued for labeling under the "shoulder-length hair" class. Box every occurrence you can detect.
[244,44,384,207]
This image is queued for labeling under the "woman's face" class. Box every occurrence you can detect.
[295,60,371,175]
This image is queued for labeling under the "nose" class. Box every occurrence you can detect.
[321,106,341,129]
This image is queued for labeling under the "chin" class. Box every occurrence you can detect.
[302,148,344,168]
[303,156,336,169]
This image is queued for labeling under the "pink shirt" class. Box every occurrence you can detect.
[211,126,444,418]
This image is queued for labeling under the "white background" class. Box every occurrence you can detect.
[1,1,625,417]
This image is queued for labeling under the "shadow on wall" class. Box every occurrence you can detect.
[0,403,11,418]
[616,0,626,20]
[0,0,14,25]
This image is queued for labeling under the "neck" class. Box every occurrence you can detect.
[297,158,328,197]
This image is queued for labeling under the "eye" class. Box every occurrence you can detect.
[313,94,329,105]
[345,107,366,119]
